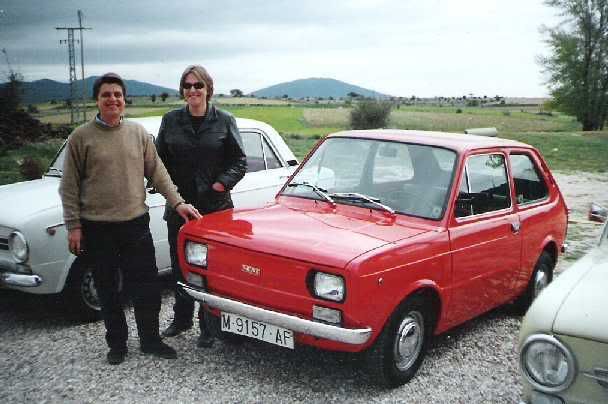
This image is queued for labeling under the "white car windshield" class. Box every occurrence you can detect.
[281,137,457,220]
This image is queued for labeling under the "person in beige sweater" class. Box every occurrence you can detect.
[59,73,201,365]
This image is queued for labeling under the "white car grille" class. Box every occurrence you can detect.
[0,225,12,253]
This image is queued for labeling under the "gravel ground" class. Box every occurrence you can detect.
[1,171,606,404]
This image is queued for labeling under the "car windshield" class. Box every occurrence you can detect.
[281,137,457,219]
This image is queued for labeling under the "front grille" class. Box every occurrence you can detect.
[0,226,12,251]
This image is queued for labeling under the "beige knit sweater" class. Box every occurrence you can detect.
[59,119,184,230]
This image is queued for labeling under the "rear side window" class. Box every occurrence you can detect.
[455,154,510,217]
[510,154,548,204]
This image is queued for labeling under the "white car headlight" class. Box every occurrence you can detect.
[313,272,345,302]
[185,241,207,267]
[520,334,576,393]
[9,231,29,263]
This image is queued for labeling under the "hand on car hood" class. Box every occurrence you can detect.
[181,200,433,269]
[0,177,61,227]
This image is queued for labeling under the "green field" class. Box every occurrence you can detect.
[2,103,607,185]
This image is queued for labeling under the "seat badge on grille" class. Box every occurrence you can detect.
[241,264,261,276]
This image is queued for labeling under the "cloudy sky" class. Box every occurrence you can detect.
[1,0,561,97]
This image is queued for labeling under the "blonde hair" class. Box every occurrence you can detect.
[179,65,214,102]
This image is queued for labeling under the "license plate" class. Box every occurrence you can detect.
[220,311,294,349]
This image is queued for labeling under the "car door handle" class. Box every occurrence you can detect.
[511,222,520,233]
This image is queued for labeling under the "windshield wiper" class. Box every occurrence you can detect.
[330,192,395,215]
[287,182,336,206]
[45,167,63,177]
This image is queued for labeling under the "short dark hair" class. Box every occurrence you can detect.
[93,72,126,99]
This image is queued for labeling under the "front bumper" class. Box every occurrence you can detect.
[1,272,42,287]
[179,282,372,345]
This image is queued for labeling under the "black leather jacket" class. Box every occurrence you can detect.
[155,105,247,217]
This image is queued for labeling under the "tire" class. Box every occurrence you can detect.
[364,295,433,388]
[63,260,122,322]
[513,251,554,313]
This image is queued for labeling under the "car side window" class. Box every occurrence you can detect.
[456,154,511,217]
[240,131,265,173]
[510,154,548,204]
[262,137,282,170]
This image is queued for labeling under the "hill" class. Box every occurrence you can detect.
[251,77,389,99]
[9,77,178,104]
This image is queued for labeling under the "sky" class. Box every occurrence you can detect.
[0,0,562,97]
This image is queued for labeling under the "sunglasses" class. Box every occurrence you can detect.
[183,82,205,90]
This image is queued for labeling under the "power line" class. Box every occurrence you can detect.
[56,10,91,125]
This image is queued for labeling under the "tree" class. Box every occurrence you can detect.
[347,91,361,98]
[150,94,157,103]
[542,0,608,130]
[160,92,169,102]
[230,89,243,97]
[0,71,23,113]
[350,99,392,129]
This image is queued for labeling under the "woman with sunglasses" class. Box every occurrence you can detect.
[155,65,247,348]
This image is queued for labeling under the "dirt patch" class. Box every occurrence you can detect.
[553,171,608,272]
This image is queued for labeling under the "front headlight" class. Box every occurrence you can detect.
[520,334,576,393]
[9,231,29,263]
[185,241,207,267]
[313,271,345,302]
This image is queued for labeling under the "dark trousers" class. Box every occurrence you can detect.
[81,213,161,350]
[167,213,209,334]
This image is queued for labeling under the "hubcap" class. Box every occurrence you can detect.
[81,269,100,311]
[533,269,549,298]
[393,311,424,371]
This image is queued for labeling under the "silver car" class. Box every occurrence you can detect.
[519,219,608,403]
[0,117,297,320]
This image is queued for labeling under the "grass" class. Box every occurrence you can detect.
[3,103,607,185]
[0,140,65,185]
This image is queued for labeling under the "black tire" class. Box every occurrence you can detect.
[364,295,433,388]
[513,251,554,314]
[63,259,101,322]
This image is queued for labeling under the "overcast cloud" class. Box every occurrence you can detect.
[1,0,560,97]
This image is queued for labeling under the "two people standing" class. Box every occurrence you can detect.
[156,65,247,347]
[59,73,201,365]
[59,65,245,364]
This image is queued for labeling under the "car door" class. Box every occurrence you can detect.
[232,130,295,208]
[447,152,521,324]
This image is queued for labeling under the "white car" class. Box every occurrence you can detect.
[519,219,608,403]
[0,116,298,320]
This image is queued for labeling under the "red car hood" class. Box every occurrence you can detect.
[181,198,434,269]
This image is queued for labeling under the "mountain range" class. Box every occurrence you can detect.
[251,77,389,99]
[6,77,388,104]
[12,77,178,104]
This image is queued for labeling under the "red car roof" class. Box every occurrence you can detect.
[328,129,531,153]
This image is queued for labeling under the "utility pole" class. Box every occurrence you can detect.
[56,11,91,125]
[78,10,87,122]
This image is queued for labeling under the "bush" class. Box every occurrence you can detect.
[350,100,392,129]
[18,156,44,180]
[456,108,463,113]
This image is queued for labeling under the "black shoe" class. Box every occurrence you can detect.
[107,348,127,365]
[197,333,214,348]
[161,321,193,338]
[140,341,177,359]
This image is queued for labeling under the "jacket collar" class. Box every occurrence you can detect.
[177,104,218,133]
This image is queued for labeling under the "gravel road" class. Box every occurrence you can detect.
[1,171,606,404]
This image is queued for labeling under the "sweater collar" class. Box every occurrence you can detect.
[95,113,123,129]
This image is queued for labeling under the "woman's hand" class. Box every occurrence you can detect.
[211,182,226,192]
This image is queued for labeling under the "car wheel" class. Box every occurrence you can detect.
[514,251,554,313]
[63,260,122,322]
[364,295,432,387]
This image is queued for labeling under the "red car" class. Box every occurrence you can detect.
[177,130,568,387]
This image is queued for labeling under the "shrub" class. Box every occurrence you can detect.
[18,156,44,180]
[456,108,463,113]
[350,99,392,129]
